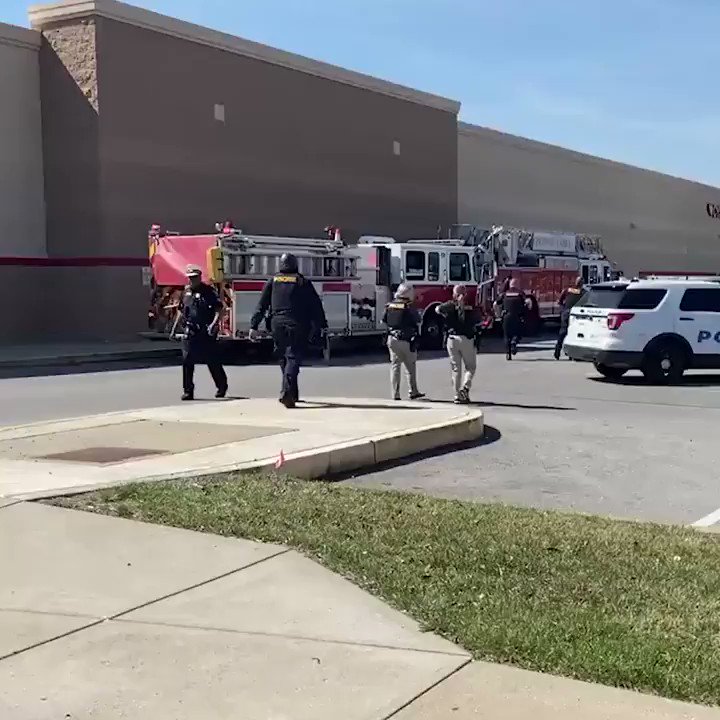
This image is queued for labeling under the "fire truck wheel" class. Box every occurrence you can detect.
[421,315,444,350]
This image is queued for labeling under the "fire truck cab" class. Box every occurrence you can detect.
[356,236,495,348]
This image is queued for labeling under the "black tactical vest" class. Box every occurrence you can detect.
[385,300,417,340]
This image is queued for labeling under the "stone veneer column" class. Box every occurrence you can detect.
[38,16,102,256]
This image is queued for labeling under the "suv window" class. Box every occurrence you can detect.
[617,288,667,310]
[449,252,471,282]
[680,288,720,312]
[577,286,626,308]
[577,285,666,310]
[405,251,425,280]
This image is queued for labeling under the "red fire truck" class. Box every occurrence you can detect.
[147,225,391,354]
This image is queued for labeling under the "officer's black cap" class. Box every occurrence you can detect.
[279,253,299,273]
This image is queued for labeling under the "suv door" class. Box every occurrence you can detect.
[676,287,720,365]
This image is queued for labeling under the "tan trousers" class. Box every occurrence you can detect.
[387,336,419,399]
[447,335,477,397]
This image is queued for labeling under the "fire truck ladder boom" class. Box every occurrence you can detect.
[219,232,345,254]
[405,238,465,246]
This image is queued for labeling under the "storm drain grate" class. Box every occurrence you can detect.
[39,447,165,464]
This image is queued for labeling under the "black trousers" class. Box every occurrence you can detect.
[272,319,307,401]
[503,316,522,358]
[182,335,227,395]
[555,313,570,359]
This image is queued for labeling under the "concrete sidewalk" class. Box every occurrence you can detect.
[2,502,717,719]
[0,340,178,368]
[0,397,484,500]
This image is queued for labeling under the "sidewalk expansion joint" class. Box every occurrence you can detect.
[0,618,105,664]
[0,550,291,664]
[111,617,472,658]
[108,547,291,622]
[381,656,473,720]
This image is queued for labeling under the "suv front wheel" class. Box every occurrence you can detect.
[642,340,687,385]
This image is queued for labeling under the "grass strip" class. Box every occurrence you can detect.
[53,475,720,706]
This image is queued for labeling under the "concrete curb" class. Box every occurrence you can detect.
[0,347,179,369]
[8,408,485,501]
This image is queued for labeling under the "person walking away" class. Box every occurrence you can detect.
[554,276,586,360]
[382,284,425,401]
[436,284,477,403]
[496,278,526,361]
[249,253,327,408]
[180,264,228,401]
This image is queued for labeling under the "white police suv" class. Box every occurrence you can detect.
[563,278,720,383]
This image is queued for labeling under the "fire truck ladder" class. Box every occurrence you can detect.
[218,232,345,255]
[576,234,606,259]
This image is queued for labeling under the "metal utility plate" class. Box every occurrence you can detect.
[0,420,295,464]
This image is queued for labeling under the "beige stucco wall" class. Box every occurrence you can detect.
[458,122,720,275]
[0,22,46,256]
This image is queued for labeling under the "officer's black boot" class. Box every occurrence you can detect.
[182,362,195,400]
[279,394,296,408]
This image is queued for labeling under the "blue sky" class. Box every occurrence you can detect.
[6,0,719,186]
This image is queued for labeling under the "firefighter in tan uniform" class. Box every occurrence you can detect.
[382,284,425,401]
[436,284,477,403]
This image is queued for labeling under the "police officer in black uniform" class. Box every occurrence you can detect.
[554,276,586,360]
[249,253,327,408]
[496,278,527,361]
[382,284,425,401]
[180,264,228,401]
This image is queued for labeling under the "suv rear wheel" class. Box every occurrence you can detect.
[642,340,687,385]
[594,363,627,380]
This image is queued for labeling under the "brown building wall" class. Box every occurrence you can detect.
[93,17,457,258]
[28,6,457,342]
[0,265,144,343]
[458,123,720,276]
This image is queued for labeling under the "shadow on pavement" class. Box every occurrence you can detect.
[329,425,503,482]
[591,374,720,388]
[425,398,576,412]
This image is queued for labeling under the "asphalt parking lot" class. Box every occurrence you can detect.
[2,334,719,528]
[346,337,720,528]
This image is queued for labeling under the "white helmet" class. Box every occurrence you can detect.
[395,283,414,300]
